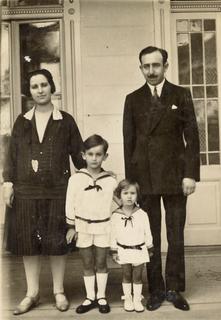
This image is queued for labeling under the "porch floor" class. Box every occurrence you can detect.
[1,247,221,320]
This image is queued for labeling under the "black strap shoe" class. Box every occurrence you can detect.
[146,292,165,311]
[166,290,190,311]
[76,298,97,314]
[97,297,110,313]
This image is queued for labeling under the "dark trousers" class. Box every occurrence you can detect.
[141,194,187,295]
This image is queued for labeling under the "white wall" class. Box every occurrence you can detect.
[80,0,155,179]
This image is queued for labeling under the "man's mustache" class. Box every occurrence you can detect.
[148,75,157,79]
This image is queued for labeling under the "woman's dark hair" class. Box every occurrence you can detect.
[114,179,141,203]
[24,69,56,97]
[83,134,109,154]
[139,46,168,65]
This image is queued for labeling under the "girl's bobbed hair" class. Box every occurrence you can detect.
[114,179,141,203]
[24,69,56,97]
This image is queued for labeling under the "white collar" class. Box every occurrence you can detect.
[147,78,165,97]
[23,105,63,121]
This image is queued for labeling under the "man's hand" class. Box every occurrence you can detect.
[3,183,14,208]
[182,178,196,196]
[66,228,77,244]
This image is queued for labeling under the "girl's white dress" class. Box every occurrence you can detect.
[111,206,153,264]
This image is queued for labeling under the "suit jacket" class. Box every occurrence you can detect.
[123,80,200,195]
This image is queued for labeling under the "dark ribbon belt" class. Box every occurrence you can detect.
[117,242,145,250]
[75,215,110,224]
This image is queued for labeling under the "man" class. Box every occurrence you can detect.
[123,46,200,311]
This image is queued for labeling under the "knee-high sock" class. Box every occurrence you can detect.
[96,273,108,299]
[84,275,95,300]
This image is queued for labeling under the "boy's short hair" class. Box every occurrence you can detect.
[114,179,141,202]
[83,134,109,153]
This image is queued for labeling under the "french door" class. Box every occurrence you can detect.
[171,12,221,245]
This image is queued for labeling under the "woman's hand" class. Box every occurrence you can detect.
[66,228,77,244]
[110,251,119,263]
[148,246,154,258]
[3,183,14,208]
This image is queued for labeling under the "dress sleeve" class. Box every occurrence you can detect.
[65,175,77,226]
[2,115,21,183]
[68,115,85,170]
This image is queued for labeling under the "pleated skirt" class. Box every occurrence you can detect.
[4,198,69,256]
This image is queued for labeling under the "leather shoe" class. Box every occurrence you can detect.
[97,297,110,313]
[146,292,165,311]
[76,298,97,314]
[166,290,190,311]
[13,294,40,315]
[54,292,69,312]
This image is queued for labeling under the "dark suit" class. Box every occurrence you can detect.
[123,80,200,294]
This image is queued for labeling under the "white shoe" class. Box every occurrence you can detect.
[133,283,144,312]
[122,294,134,312]
[122,283,134,312]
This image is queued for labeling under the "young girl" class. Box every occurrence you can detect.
[66,134,117,314]
[110,179,153,312]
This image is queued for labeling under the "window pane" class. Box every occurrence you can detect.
[192,86,204,98]
[204,32,217,84]
[207,100,219,151]
[194,100,206,152]
[13,0,62,5]
[206,86,218,98]
[209,153,220,165]
[204,19,216,31]
[176,19,188,32]
[191,33,203,84]
[190,19,202,32]
[177,34,190,85]
[200,153,207,165]
[19,21,62,113]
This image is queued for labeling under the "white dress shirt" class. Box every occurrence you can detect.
[147,78,165,97]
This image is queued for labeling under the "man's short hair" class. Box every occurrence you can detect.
[83,134,109,154]
[139,46,168,65]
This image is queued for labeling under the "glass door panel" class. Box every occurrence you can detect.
[0,23,12,178]
[175,18,220,165]
[19,20,62,112]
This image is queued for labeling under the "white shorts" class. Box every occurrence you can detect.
[76,232,110,248]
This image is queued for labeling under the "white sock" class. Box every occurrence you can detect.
[96,273,108,303]
[83,275,95,305]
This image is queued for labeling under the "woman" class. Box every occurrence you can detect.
[3,69,85,315]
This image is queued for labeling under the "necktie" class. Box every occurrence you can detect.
[153,86,159,101]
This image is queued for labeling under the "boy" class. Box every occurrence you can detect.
[66,134,117,314]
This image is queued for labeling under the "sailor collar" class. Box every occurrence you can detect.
[23,105,63,121]
[76,168,116,181]
[113,205,140,217]
[113,205,140,227]
[76,168,116,192]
